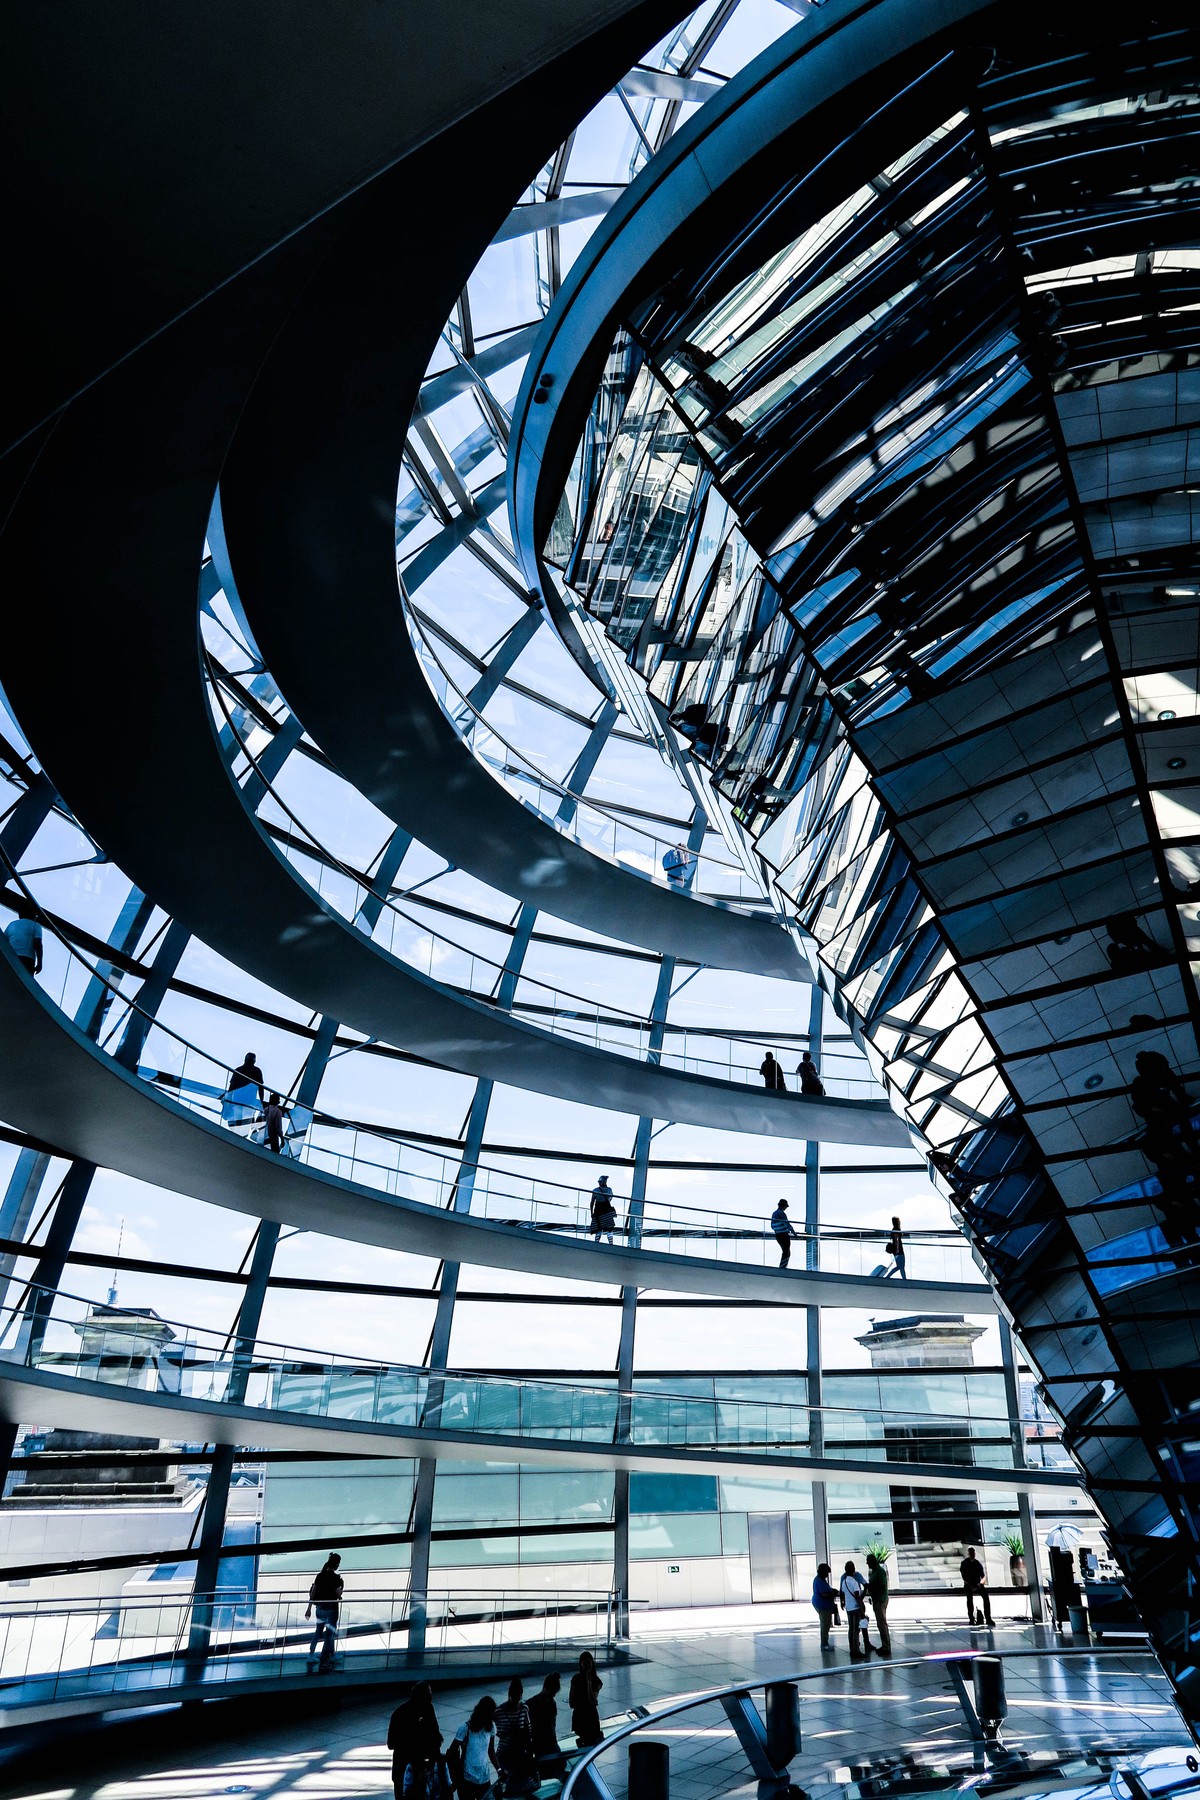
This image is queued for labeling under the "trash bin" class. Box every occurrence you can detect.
[973,1656,1007,1738]
[766,1682,801,1766]
[1069,1603,1090,1636]
[629,1740,669,1800]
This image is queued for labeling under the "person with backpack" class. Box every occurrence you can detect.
[569,1650,604,1747]
[811,1562,839,1649]
[840,1559,874,1660]
[448,1696,500,1800]
[590,1176,619,1245]
[388,1681,445,1800]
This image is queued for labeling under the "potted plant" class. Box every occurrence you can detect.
[1004,1530,1026,1587]
[863,1539,891,1566]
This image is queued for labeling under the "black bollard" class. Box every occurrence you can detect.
[973,1656,1007,1738]
[765,1682,801,1767]
[630,1740,670,1800]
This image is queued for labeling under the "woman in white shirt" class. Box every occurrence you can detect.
[450,1696,500,1800]
[839,1560,874,1660]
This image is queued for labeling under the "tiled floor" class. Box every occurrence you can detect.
[0,1610,1186,1800]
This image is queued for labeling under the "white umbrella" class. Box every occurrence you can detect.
[1046,1524,1085,1550]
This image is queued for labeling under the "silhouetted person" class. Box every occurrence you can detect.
[866,1553,891,1656]
[761,1051,787,1091]
[569,1650,603,1747]
[5,894,42,976]
[388,1681,443,1800]
[494,1676,537,1795]
[264,1092,287,1154]
[224,1053,265,1126]
[306,1551,343,1671]
[812,1562,839,1649]
[885,1216,907,1280]
[528,1673,566,1778]
[771,1198,797,1268]
[961,1545,992,1626]
[797,1051,825,1096]
[590,1176,618,1244]
[1105,912,1165,974]
[1131,1050,1193,1159]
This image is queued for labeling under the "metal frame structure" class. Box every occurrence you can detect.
[509,0,1200,1730]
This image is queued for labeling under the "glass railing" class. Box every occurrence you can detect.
[123,679,884,1098]
[0,1583,623,1697]
[0,1284,1034,1467]
[564,1650,1186,1800]
[3,862,972,1284]
[403,599,766,904]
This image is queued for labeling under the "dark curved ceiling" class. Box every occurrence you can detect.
[0,0,672,453]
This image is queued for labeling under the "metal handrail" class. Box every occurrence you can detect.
[563,1647,1176,1800]
[0,864,969,1285]
[206,657,861,1094]
[400,592,761,894]
[0,1281,1042,1440]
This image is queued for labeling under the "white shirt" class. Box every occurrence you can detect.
[454,1724,496,1784]
[840,1572,866,1613]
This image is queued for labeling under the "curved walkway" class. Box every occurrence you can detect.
[214,115,803,979]
[0,1320,1068,1494]
[0,938,986,1307]
[0,32,852,1146]
[0,327,892,1144]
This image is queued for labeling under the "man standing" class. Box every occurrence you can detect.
[840,1560,873,1660]
[866,1553,891,1657]
[961,1545,993,1626]
[771,1198,797,1268]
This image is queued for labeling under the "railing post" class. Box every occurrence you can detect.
[720,1690,785,1784]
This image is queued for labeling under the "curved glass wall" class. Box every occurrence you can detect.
[0,0,1104,1713]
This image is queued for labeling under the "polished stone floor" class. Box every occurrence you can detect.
[1,1609,1186,1800]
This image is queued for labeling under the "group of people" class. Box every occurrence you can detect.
[810,1546,994,1657]
[222,1051,290,1153]
[770,1203,907,1278]
[811,1557,891,1659]
[387,1653,605,1800]
[760,1051,825,1096]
